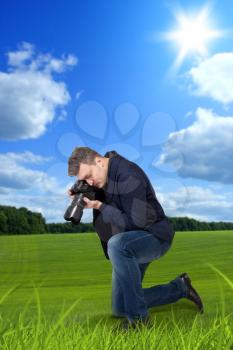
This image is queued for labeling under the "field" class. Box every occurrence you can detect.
[0,231,233,349]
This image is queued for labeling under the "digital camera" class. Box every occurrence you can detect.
[64,180,98,224]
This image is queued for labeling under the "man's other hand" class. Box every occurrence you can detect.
[83,197,102,210]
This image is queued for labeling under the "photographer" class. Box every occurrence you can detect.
[67,147,203,329]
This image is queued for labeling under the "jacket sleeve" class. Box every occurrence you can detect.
[99,173,150,231]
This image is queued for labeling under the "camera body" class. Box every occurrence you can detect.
[64,180,98,224]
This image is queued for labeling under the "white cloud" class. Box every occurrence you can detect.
[1,151,51,164]
[75,90,84,100]
[0,151,58,191]
[156,108,233,184]
[187,52,233,104]
[0,150,92,223]
[157,185,233,222]
[0,42,78,140]
[7,42,34,67]
[0,191,93,223]
[0,191,66,223]
[2,180,232,223]
[1,151,232,223]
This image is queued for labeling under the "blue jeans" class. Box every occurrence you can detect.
[107,230,187,323]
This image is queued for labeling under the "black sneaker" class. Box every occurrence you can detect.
[179,272,204,314]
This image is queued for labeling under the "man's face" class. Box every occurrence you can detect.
[77,157,108,188]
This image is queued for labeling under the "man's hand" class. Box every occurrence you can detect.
[83,197,103,210]
[67,189,74,198]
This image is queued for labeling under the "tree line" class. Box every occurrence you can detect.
[0,205,233,235]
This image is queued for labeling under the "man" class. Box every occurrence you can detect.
[68,147,204,329]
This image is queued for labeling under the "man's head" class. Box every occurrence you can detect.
[68,147,109,188]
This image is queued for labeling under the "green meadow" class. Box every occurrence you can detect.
[0,231,233,349]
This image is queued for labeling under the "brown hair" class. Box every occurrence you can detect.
[68,147,101,176]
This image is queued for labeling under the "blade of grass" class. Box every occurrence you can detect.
[44,298,81,348]
[31,284,41,350]
[207,263,233,290]
[0,285,19,305]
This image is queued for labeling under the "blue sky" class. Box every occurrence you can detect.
[0,0,233,223]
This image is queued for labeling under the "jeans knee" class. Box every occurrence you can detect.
[107,233,125,257]
[107,238,118,257]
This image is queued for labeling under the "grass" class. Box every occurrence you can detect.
[0,231,233,349]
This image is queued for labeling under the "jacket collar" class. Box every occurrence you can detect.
[104,151,121,200]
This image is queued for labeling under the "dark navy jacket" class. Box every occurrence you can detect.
[93,151,175,259]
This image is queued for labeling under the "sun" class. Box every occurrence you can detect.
[172,14,218,56]
[161,4,223,72]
